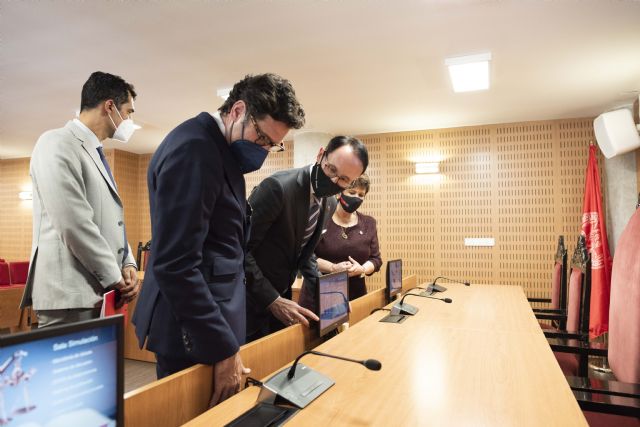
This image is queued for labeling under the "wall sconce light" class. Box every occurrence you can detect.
[18,191,33,200]
[415,162,440,174]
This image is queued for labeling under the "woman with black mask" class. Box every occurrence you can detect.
[314,174,382,300]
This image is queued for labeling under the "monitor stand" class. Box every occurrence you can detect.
[427,283,447,293]
[257,363,335,409]
[391,302,419,316]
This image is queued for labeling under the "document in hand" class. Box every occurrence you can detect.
[101,289,128,323]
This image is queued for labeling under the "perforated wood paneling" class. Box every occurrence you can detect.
[137,154,153,246]
[353,119,596,302]
[0,118,615,301]
[354,135,385,290]
[112,149,142,254]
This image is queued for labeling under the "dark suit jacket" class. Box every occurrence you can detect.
[133,112,248,364]
[245,166,336,335]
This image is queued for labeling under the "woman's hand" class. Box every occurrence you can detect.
[347,256,365,277]
[331,261,353,272]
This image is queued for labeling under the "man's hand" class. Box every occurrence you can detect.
[116,266,139,303]
[268,296,319,327]
[209,352,250,407]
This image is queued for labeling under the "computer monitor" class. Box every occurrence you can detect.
[386,259,403,302]
[317,271,350,337]
[0,316,124,426]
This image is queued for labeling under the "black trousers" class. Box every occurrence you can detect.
[155,353,197,379]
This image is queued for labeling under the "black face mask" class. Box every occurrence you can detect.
[311,160,343,198]
[338,193,363,213]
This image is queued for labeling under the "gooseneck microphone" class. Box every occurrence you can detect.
[400,292,452,305]
[427,276,470,293]
[287,350,381,380]
[433,276,470,286]
[426,296,453,303]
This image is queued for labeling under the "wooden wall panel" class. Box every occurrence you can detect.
[356,118,595,302]
[137,154,153,247]
[112,150,141,257]
[494,122,556,296]
[356,135,385,291]
[1,118,615,303]
[0,158,32,261]
[439,127,494,283]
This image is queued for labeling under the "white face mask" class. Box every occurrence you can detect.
[108,106,140,143]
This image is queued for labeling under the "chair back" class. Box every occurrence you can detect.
[551,235,568,311]
[608,208,640,383]
[8,261,29,285]
[136,240,151,271]
[0,263,10,286]
[565,236,591,336]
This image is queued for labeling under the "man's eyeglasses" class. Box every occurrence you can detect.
[250,116,285,152]
[321,154,355,188]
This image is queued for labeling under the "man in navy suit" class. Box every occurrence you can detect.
[133,73,305,405]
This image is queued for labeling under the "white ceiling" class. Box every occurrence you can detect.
[1,0,639,159]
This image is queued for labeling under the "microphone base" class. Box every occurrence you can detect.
[427,283,447,293]
[391,302,419,316]
[258,363,335,409]
[379,313,407,323]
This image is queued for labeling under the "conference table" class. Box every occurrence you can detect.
[184,284,587,426]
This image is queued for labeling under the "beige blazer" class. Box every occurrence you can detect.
[21,120,136,310]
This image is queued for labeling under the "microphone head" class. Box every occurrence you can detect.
[444,298,453,303]
[363,359,382,371]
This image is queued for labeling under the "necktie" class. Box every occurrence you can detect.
[301,198,321,249]
[96,147,129,262]
[96,146,116,189]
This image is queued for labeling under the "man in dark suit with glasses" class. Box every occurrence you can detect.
[245,136,368,342]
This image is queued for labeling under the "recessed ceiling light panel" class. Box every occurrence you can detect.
[445,52,491,93]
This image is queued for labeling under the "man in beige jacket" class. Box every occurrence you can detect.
[21,71,140,327]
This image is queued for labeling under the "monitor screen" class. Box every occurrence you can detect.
[386,259,403,301]
[317,272,350,337]
[0,316,123,427]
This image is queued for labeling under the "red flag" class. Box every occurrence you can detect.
[581,144,613,339]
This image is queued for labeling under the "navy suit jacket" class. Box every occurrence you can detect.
[244,166,336,335]
[133,112,248,364]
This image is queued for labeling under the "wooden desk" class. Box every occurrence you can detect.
[399,284,542,333]
[185,284,587,426]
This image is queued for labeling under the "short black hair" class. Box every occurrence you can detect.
[80,71,137,112]
[218,73,305,129]
[325,136,369,173]
[349,173,371,195]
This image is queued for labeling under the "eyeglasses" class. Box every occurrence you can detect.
[250,116,285,152]
[321,154,355,188]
